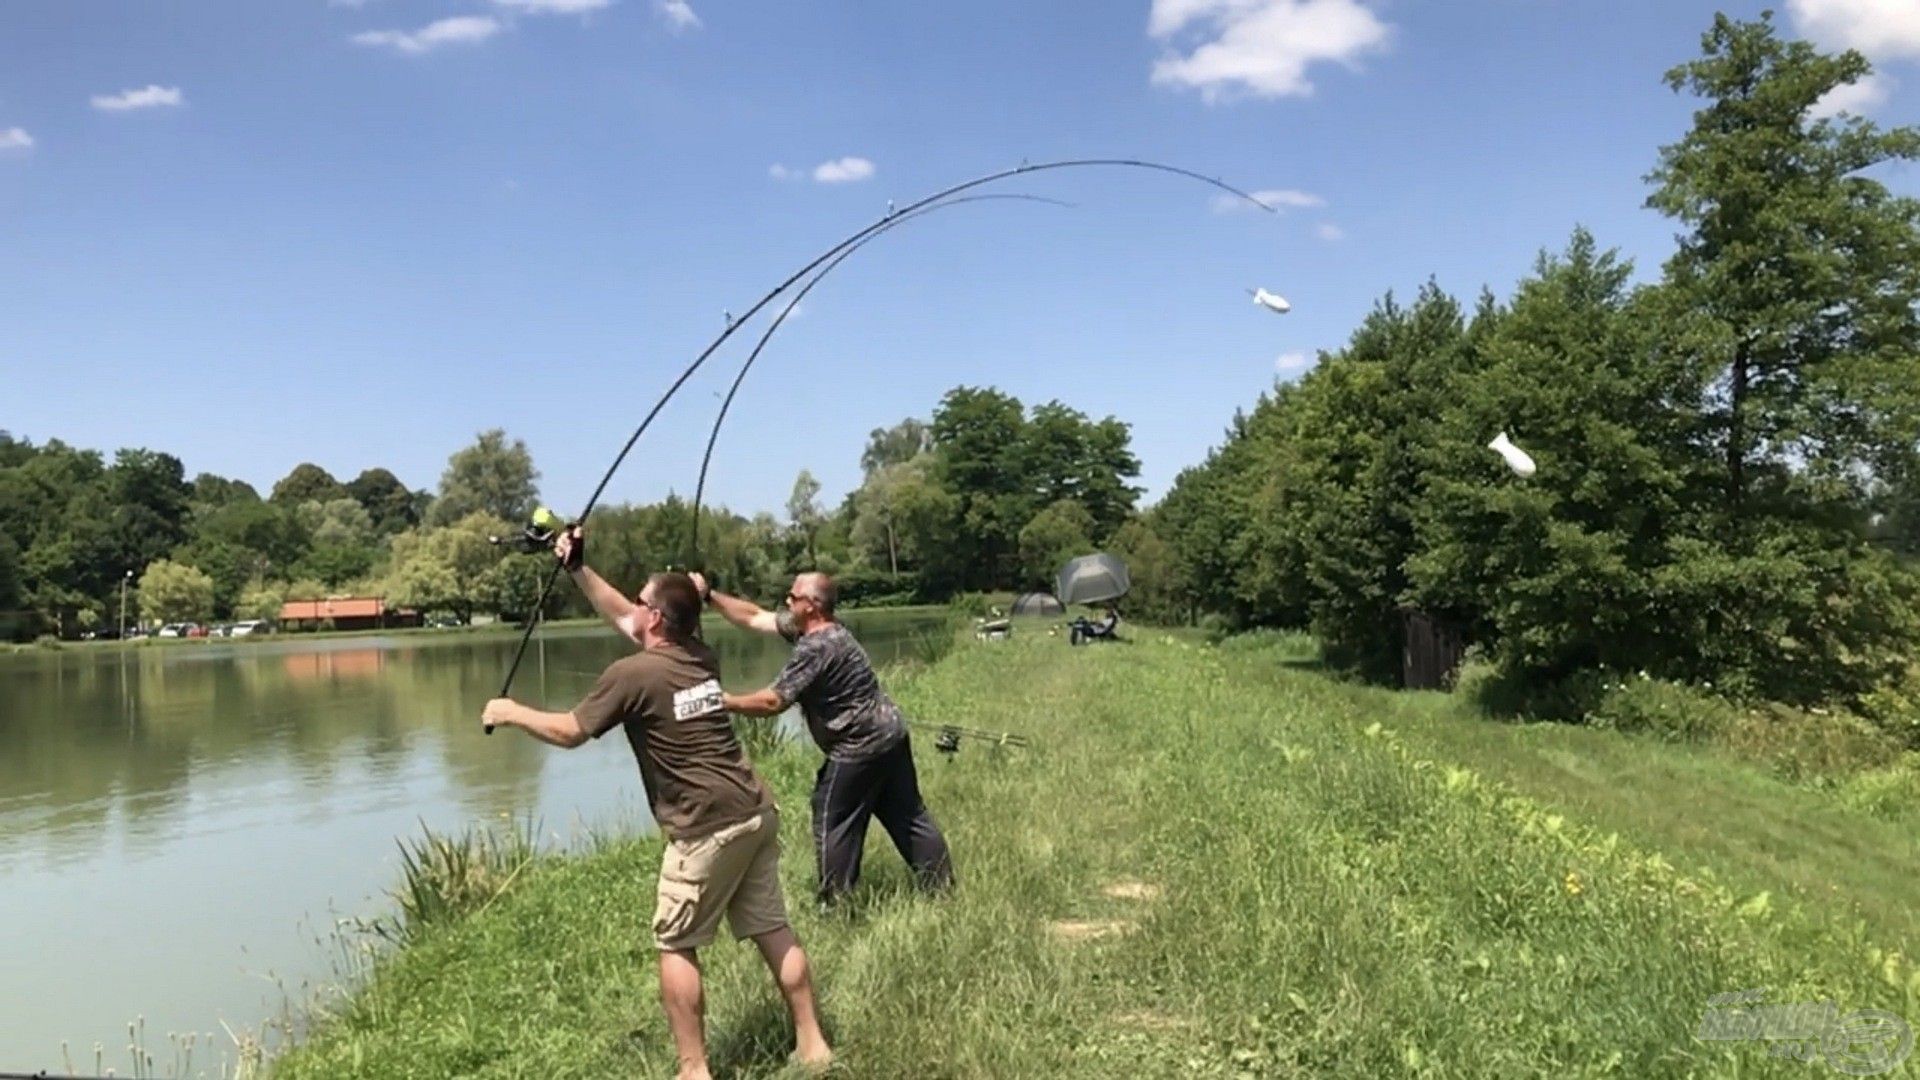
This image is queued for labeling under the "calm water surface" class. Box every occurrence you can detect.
[0,613,946,1074]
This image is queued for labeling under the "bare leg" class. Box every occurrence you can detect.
[751,926,832,1071]
[658,948,711,1080]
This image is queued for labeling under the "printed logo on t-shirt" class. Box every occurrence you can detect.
[673,678,724,721]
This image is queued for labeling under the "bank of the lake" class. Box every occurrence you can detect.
[271,630,1919,1079]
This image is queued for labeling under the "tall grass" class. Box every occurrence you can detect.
[376,817,539,946]
[269,632,1919,1078]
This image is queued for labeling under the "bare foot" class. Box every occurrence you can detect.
[676,1066,713,1080]
[792,1042,834,1075]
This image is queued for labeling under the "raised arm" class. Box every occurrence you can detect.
[555,526,644,644]
[706,587,780,635]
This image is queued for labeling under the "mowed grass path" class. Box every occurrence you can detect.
[273,633,1919,1078]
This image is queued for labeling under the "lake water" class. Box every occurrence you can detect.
[0,612,947,1075]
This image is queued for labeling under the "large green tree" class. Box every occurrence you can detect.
[428,429,540,526]
[384,513,515,623]
[1648,12,1920,513]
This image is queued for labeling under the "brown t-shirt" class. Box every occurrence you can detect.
[573,639,773,841]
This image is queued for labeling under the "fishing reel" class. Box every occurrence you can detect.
[934,726,963,757]
[489,506,567,555]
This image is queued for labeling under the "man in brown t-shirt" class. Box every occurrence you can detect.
[483,563,830,1080]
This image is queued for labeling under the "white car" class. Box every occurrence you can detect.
[229,620,270,637]
[157,624,185,638]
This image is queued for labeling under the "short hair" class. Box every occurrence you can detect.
[797,572,838,616]
[645,572,702,639]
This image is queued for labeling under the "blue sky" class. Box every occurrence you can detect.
[4,0,1918,518]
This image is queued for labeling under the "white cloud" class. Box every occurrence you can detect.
[1214,187,1324,212]
[1150,0,1390,101]
[91,85,184,112]
[1275,350,1316,374]
[812,156,875,183]
[1788,0,1920,59]
[0,127,33,152]
[353,16,502,54]
[1811,72,1893,117]
[493,0,612,12]
[1316,222,1345,241]
[658,0,701,31]
[770,163,796,180]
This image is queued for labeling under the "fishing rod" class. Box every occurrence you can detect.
[683,191,1075,564]
[488,158,1276,728]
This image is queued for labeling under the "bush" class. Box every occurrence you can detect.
[1215,628,1318,663]
[1453,656,1609,723]
[33,633,61,650]
[1834,753,1920,820]
[1197,612,1238,645]
[1716,703,1902,781]
[947,592,995,618]
[1856,663,1920,749]
[833,567,925,609]
[1585,675,1741,743]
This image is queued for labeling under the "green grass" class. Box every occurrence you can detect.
[269,633,1919,1078]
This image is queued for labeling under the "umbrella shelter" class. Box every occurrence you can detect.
[1055,553,1130,607]
[1012,592,1065,617]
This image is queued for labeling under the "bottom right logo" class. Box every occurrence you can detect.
[1698,988,1914,1075]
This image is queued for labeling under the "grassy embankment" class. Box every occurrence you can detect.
[269,628,1918,1078]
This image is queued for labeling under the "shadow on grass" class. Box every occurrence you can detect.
[707,997,811,1077]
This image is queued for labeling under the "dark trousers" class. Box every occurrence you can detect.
[811,735,954,903]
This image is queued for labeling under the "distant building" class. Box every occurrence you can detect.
[277,596,422,633]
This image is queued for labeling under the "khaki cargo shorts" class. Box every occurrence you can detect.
[653,806,789,951]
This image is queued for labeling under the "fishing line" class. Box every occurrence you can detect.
[489,158,1275,725]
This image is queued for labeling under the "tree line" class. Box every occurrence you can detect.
[1,387,1155,637]
[1143,13,1920,734]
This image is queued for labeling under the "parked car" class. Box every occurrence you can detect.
[157,624,185,638]
[229,620,270,637]
[185,624,209,639]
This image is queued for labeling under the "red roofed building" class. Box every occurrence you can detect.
[277,597,422,633]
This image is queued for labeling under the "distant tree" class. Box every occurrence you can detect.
[1017,499,1095,590]
[138,560,215,624]
[786,470,823,567]
[270,463,347,506]
[347,467,420,534]
[860,418,932,477]
[428,430,540,526]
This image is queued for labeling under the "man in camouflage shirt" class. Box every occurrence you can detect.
[706,571,955,905]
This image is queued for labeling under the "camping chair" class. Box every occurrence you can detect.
[1069,608,1120,646]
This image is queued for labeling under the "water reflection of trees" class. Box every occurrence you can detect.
[0,614,946,865]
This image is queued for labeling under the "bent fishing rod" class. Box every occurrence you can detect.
[488,158,1276,728]
[683,191,1075,563]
